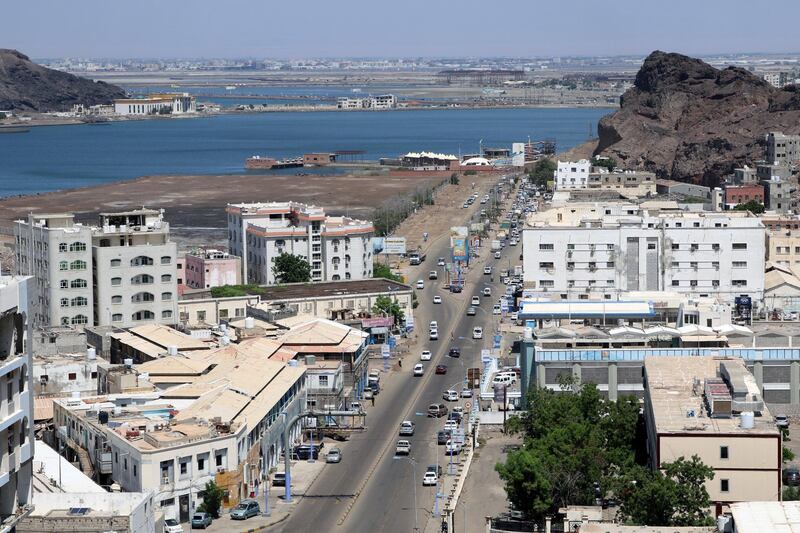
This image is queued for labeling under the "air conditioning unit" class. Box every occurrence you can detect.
[217,466,225,473]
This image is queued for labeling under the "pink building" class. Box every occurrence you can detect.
[184,249,242,290]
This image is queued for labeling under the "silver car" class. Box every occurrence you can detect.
[326,447,342,463]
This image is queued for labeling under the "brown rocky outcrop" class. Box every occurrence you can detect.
[592,51,800,185]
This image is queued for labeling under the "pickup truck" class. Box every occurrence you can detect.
[396,440,411,455]
[409,252,426,265]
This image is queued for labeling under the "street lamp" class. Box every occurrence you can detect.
[393,456,419,532]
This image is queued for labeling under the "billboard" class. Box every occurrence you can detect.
[451,237,468,262]
[382,237,407,255]
[512,142,526,167]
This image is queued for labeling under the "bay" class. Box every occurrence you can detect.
[0,107,609,197]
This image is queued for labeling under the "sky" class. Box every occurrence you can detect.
[6,0,800,59]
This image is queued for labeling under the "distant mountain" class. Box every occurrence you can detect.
[590,51,800,185]
[0,49,126,112]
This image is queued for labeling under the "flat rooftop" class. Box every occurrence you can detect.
[182,278,411,302]
[644,356,778,436]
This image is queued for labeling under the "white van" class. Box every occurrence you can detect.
[493,374,514,386]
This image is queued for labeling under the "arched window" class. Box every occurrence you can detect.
[70,279,87,289]
[131,274,153,285]
[131,292,155,303]
[71,297,88,307]
[111,295,122,304]
[59,280,68,289]
[70,260,86,271]
[71,314,88,325]
[60,298,69,308]
[111,277,122,286]
[60,317,70,326]
[69,242,86,252]
[161,274,172,283]
[162,310,173,319]
[161,256,172,265]
[132,310,155,321]
[332,274,341,281]
[161,292,172,301]
[58,243,68,252]
[130,256,153,267]
[59,261,69,271]
[112,313,123,322]
[111,259,121,267]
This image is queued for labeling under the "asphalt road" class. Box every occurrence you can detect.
[278,184,519,533]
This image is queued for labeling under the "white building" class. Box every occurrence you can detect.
[369,94,397,109]
[227,202,374,285]
[15,214,94,328]
[0,275,34,527]
[336,94,396,110]
[554,159,591,189]
[523,208,765,302]
[92,209,178,328]
[114,93,196,116]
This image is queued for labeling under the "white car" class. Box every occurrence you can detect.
[164,519,183,533]
[494,251,501,259]
[443,420,458,432]
[413,363,424,376]
[396,440,411,455]
[433,295,442,304]
[416,280,424,289]
[484,266,492,275]
[420,350,432,361]
[471,296,480,306]
[460,388,473,398]
[437,257,446,266]
[483,287,491,297]
[443,389,459,402]
[430,321,438,330]
[422,471,438,486]
[492,305,501,315]
[430,329,439,340]
[509,239,517,246]
[473,327,483,339]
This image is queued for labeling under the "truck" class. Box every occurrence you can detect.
[409,251,426,265]
[491,240,502,251]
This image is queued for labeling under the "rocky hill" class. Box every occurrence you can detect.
[592,51,800,185]
[0,49,125,112]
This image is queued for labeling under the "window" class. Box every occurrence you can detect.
[162,310,173,319]
[539,244,554,251]
[690,280,698,287]
[133,464,137,477]
[70,279,87,289]
[607,262,615,268]
[712,280,720,288]
[720,479,729,492]
[732,280,747,287]
[647,243,656,250]
[69,242,86,252]
[161,292,172,301]
[567,244,575,250]
[112,295,122,304]
[732,261,747,268]
[130,256,153,267]
[70,296,87,307]
[60,280,68,289]
[131,292,155,303]
[540,280,554,288]
[720,446,729,459]
[59,261,69,271]
[110,259,121,267]
[732,243,747,250]
[132,310,155,321]
[197,456,206,470]
[161,274,171,283]
[539,262,554,269]
[112,313,123,322]
[71,314,88,325]
[671,244,679,250]
[58,243,68,252]
[70,260,86,270]
[197,310,206,322]
[671,280,680,287]
[319,375,329,387]
[161,256,172,265]
[60,298,69,308]
[111,277,122,286]
[131,274,154,285]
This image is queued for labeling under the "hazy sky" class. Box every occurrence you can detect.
[7,0,800,59]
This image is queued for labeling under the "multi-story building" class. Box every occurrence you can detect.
[731,165,758,185]
[644,356,781,504]
[336,94,397,110]
[523,207,765,302]
[369,94,397,109]
[92,209,178,328]
[765,131,800,166]
[762,214,800,268]
[15,214,94,328]
[555,160,655,197]
[113,93,196,116]
[183,249,241,290]
[227,202,374,285]
[554,159,591,189]
[760,175,799,214]
[0,275,34,527]
[723,184,764,209]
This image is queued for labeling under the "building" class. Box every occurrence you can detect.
[643,356,780,504]
[368,94,397,109]
[764,265,800,314]
[523,208,765,302]
[399,152,458,170]
[18,492,155,533]
[655,179,712,200]
[765,131,800,166]
[723,185,764,209]
[15,214,94,328]
[177,294,259,327]
[31,326,87,357]
[226,202,374,285]
[92,209,178,328]
[114,93,196,115]
[555,161,655,197]
[763,215,800,268]
[728,501,800,532]
[760,175,798,214]
[437,69,524,85]
[33,350,101,398]
[183,249,241,290]
[335,94,397,110]
[303,153,336,166]
[0,276,34,528]
[109,323,210,364]
[302,357,345,410]
[555,160,591,189]
[730,166,758,185]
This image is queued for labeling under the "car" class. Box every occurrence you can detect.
[164,518,183,533]
[430,320,439,329]
[362,389,374,399]
[492,305,501,315]
[471,296,481,306]
[413,363,424,376]
[462,203,469,208]
[452,405,464,415]
[467,306,476,316]
[399,420,416,436]
[473,327,483,339]
[369,369,381,380]
[446,440,463,455]
[294,444,322,460]
[420,350,432,361]
[416,280,424,289]
[326,447,342,463]
[450,284,462,293]
[427,464,443,477]
[429,270,438,280]
[396,440,411,455]
[437,257,446,266]
[448,347,460,358]
[272,472,287,486]
[785,467,800,486]
[437,430,452,445]
[191,513,212,529]
[443,420,459,432]
[443,389,459,401]
[349,401,363,412]
[483,287,491,297]
[461,388,473,398]
[509,239,517,246]
[494,251,502,259]
[433,295,442,304]
[448,411,462,424]
[484,266,492,275]
[776,415,790,428]
[231,499,261,520]
[422,471,438,486]
[428,403,448,417]
[429,329,439,340]
[435,364,447,375]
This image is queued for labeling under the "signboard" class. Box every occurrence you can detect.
[405,314,414,332]
[362,317,394,328]
[451,237,468,262]
[450,226,469,237]
[382,237,407,255]
[480,349,491,363]
[381,344,391,358]
[452,429,466,446]
[493,383,506,403]
[465,401,472,411]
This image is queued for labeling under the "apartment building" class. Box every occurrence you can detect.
[554,159,591,189]
[92,209,178,328]
[15,214,94,328]
[765,131,800,166]
[555,160,655,197]
[761,175,799,214]
[0,275,34,527]
[644,356,781,504]
[183,249,241,290]
[113,93,196,115]
[763,215,800,268]
[523,207,765,302]
[227,202,374,285]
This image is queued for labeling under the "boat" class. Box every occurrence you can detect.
[245,156,304,170]
[0,126,30,134]
[225,85,236,90]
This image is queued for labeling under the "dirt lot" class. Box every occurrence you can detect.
[0,172,447,249]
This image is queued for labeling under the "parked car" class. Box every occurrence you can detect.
[164,518,183,533]
[272,472,287,486]
[450,284,462,293]
[448,347,461,358]
[428,403,449,417]
[430,320,439,329]
[435,364,448,375]
[362,388,373,399]
[776,415,790,428]
[295,444,322,460]
[443,389,459,402]
[494,251,502,259]
[437,430,452,445]
[448,411,462,424]
[191,513,212,529]
[400,420,416,436]
[473,327,483,339]
[416,280,424,289]
[461,388,473,398]
[420,350,432,361]
[445,440,463,455]
[422,471,438,486]
[471,296,481,306]
[443,420,458,432]
[467,306,476,316]
[326,447,342,463]
[230,499,260,520]
[785,466,800,486]
[413,363,424,376]
[492,305,501,315]
[396,440,411,455]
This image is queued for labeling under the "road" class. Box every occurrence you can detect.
[277,183,519,533]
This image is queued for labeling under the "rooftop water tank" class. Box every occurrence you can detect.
[123,358,133,368]
[86,348,96,360]
[740,411,755,429]
[167,345,178,356]
[245,316,255,329]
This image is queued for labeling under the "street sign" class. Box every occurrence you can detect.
[465,401,471,410]
[452,429,466,446]
[481,349,491,363]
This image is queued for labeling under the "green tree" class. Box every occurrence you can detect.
[591,156,617,171]
[495,448,553,519]
[196,480,225,518]
[733,200,766,214]
[271,253,311,283]
[784,486,800,501]
[528,158,557,188]
[373,262,403,283]
[449,172,460,185]
[372,295,404,324]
